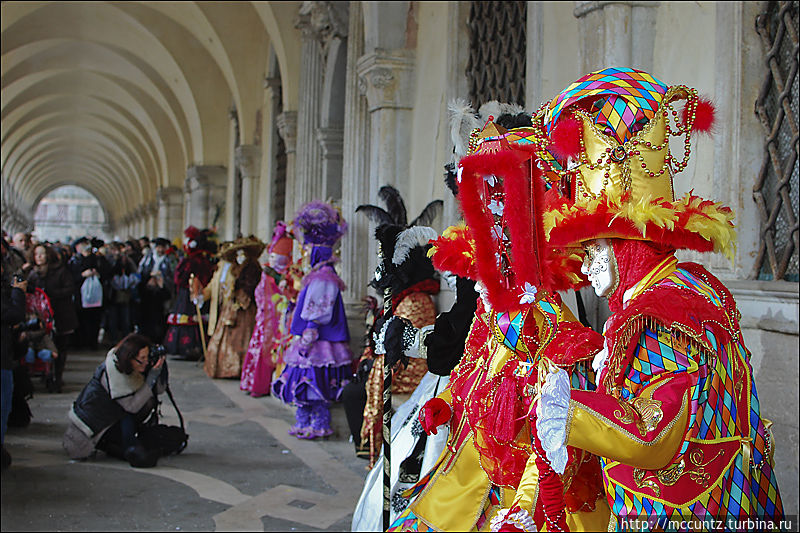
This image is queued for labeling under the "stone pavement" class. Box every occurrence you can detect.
[1,349,371,532]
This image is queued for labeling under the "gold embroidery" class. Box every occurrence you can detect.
[613,396,664,436]
[633,448,724,496]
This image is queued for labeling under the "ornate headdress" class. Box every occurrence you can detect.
[183,226,218,255]
[292,201,347,246]
[439,118,585,310]
[521,67,735,258]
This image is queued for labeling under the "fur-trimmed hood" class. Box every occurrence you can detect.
[104,348,145,399]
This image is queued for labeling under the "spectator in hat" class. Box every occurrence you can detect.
[69,237,109,350]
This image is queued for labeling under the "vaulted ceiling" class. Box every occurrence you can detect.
[2,1,302,227]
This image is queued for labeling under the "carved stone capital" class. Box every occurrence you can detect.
[356,49,416,112]
[316,127,344,159]
[235,144,262,179]
[157,186,183,205]
[296,1,348,44]
[277,111,298,153]
[186,165,227,191]
[574,1,660,18]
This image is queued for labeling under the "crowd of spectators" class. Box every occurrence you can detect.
[1,229,180,469]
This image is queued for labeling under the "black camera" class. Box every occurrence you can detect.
[148,344,167,366]
[17,317,42,333]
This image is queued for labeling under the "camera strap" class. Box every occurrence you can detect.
[164,385,186,432]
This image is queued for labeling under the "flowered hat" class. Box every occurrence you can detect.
[525,67,736,258]
[292,201,347,246]
[218,235,265,262]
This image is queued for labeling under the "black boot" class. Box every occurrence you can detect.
[123,444,160,468]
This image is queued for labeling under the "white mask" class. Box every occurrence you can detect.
[236,250,246,265]
[474,281,491,308]
[581,238,619,297]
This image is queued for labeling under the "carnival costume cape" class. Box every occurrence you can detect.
[240,222,294,397]
[390,112,610,532]
[521,67,783,531]
[203,236,264,379]
[354,187,444,463]
[272,201,353,439]
[164,226,216,360]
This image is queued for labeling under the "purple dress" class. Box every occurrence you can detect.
[272,263,353,438]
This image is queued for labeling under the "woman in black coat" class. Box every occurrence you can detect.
[28,243,78,392]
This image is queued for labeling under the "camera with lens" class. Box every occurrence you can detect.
[148,344,167,367]
[17,317,42,333]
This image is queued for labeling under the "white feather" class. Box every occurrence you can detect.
[448,98,481,159]
[392,226,439,265]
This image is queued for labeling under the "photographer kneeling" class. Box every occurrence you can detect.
[63,333,167,468]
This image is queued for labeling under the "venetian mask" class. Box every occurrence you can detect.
[236,249,247,265]
[269,252,289,273]
[581,238,619,297]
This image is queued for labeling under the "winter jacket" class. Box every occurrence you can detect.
[27,262,79,334]
[1,273,26,370]
[62,348,167,459]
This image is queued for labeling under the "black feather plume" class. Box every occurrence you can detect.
[378,186,407,226]
[355,205,394,226]
[410,200,444,227]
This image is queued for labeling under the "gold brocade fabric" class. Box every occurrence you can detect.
[204,288,256,379]
[358,292,437,466]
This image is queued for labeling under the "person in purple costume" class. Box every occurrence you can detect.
[272,201,353,439]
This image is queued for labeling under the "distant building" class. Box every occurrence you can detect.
[33,186,108,244]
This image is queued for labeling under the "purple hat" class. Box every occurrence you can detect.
[293,201,347,246]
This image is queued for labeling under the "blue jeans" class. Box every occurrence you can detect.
[1,369,13,446]
[25,348,53,364]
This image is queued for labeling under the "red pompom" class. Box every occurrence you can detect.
[684,97,716,134]
[184,225,200,240]
[548,115,583,160]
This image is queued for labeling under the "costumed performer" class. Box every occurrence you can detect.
[351,185,443,466]
[272,201,353,439]
[197,235,264,379]
[522,67,784,531]
[164,227,217,361]
[390,112,610,532]
[240,222,294,397]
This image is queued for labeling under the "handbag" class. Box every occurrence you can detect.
[80,275,103,308]
[138,386,188,456]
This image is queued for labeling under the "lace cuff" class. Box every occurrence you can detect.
[490,507,536,532]
[535,368,570,474]
[407,324,434,360]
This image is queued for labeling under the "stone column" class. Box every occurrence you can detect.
[294,7,325,213]
[185,165,227,230]
[341,0,373,305]
[145,201,157,237]
[157,186,183,240]
[277,111,298,219]
[357,48,415,199]
[235,144,263,236]
[573,1,659,73]
[317,127,344,199]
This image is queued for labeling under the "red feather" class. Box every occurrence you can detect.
[684,96,716,134]
[548,115,583,160]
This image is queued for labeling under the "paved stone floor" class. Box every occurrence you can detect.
[1,349,371,532]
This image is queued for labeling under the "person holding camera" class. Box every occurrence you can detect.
[2,260,27,469]
[62,333,167,468]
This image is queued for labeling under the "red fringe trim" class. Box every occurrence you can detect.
[543,321,605,366]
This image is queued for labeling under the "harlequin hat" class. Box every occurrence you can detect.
[528,67,736,259]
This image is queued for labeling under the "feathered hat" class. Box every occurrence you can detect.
[449,118,586,310]
[218,235,265,262]
[183,226,218,255]
[268,221,293,256]
[521,67,735,258]
[293,201,347,246]
[356,185,442,293]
